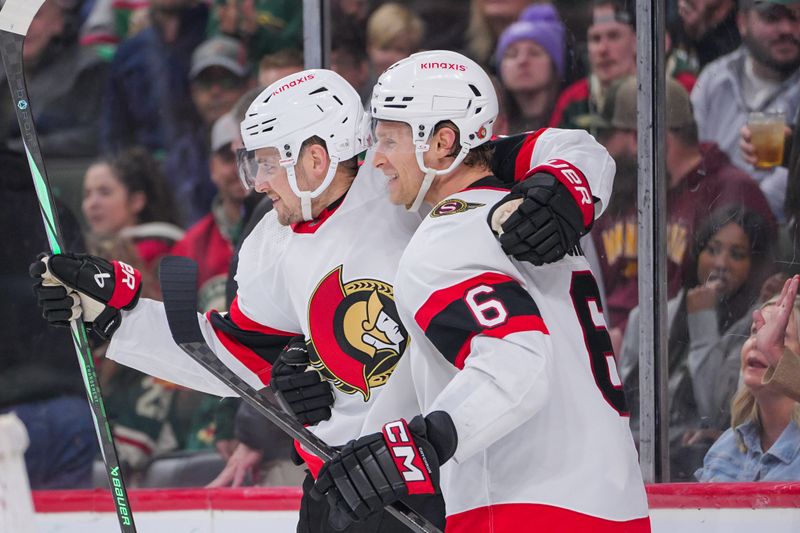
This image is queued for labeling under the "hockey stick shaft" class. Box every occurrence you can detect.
[0,3,136,532]
[160,256,442,533]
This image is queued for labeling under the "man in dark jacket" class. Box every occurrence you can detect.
[0,148,95,488]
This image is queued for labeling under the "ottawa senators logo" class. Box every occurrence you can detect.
[307,266,407,401]
[430,198,484,218]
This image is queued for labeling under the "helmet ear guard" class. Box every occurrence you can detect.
[239,70,370,220]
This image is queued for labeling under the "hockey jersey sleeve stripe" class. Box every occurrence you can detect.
[513,128,546,182]
[415,273,548,369]
[207,312,274,385]
[415,272,524,331]
[530,158,594,228]
[229,296,298,337]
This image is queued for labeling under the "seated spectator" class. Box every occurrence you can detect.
[621,206,774,480]
[258,48,304,87]
[466,0,536,67]
[101,0,209,154]
[0,0,108,158]
[696,276,800,481]
[551,0,697,134]
[691,0,800,221]
[82,147,183,274]
[0,147,94,489]
[164,36,252,225]
[549,0,637,133]
[210,0,302,63]
[365,3,425,83]
[171,113,246,312]
[331,40,370,104]
[592,76,776,346]
[672,0,740,71]
[496,3,565,133]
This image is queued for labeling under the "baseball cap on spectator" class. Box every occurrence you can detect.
[593,0,636,30]
[495,4,566,78]
[600,76,695,130]
[211,113,239,153]
[190,36,249,80]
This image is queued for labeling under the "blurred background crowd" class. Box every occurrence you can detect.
[2,0,800,490]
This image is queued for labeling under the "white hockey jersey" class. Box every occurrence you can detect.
[109,156,422,466]
[106,128,617,475]
[363,176,650,532]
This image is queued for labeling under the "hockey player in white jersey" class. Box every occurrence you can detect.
[312,51,652,532]
[29,66,613,532]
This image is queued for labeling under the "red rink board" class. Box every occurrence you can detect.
[32,483,800,513]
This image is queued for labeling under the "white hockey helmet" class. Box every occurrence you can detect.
[238,69,371,220]
[371,50,498,211]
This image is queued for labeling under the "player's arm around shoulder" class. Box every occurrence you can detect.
[400,204,556,461]
[489,128,615,265]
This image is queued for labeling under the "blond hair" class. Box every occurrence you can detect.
[730,293,800,451]
[366,3,424,50]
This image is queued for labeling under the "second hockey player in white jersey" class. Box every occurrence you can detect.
[312,51,652,532]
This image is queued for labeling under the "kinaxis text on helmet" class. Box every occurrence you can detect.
[272,74,316,96]
[419,62,466,72]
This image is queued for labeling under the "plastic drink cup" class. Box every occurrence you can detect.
[748,111,786,169]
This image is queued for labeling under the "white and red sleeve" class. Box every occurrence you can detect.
[107,296,299,397]
[515,128,616,221]
[413,271,555,463]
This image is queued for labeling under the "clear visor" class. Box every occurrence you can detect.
[370,118,427,155]
[236,147,287,190]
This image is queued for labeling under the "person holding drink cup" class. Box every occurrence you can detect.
[744,110,790,168]
[692,0,800,221]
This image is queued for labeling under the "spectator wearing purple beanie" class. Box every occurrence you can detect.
[496,3,565,133]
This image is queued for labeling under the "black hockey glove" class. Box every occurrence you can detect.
[270,336,334,425]
[29,252,142,339]
[312,411,457,530]
[489,166,594,266]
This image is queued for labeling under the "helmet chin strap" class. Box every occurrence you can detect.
[407,144,471,213]
[285,155,341,222]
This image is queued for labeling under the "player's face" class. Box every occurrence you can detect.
[82,163,144,237]
[740,304,800,392]
[252,147,304,225]
[372,121,425,208]
[587,6,636,85]
[696,222,752,299]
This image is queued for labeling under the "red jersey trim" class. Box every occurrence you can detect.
[446,502,651,533]
[206,311,273,385]
[453,315,548,369]
[290,197,345,234]
[229,297,297,337]
[513,128,548,182]
[294,440,325,478]
[415,272,519,331]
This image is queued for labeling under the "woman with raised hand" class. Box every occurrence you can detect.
[696,275,800,481]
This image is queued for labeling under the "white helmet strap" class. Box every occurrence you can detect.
[283,153,342,222]
[407,142,471,213]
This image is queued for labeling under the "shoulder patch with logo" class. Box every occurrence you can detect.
[430,198,484,218]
